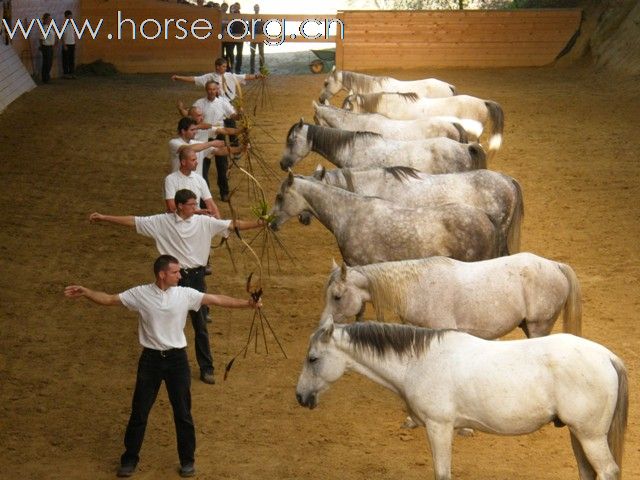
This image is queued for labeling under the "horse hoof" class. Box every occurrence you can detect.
[401,416,419,429]
[457,428,475,437]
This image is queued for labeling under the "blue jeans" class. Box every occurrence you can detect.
[121,348,195,467]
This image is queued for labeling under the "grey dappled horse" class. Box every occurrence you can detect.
[269,173,504,266]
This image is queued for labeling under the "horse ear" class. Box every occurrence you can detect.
[320,320,334,342]
[299,117,305,125]
[322,99,329,106]
[312,100,318,109]
[287,169,294,186]
[331,258,339,270]
[340,262,348,281]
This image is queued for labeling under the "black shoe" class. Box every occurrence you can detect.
[200,372,215,384]
[116,463,137,477]
[179,463,196,477]
[220,194,229,202]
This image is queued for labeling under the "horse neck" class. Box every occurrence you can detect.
[334,327,407,395]
[294,178,356,233]
[306,125,350,167]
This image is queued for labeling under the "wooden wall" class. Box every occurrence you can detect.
[79,0,222,73]
[335,9,583,70]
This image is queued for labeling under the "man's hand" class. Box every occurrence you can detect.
[89,212,104,223]
[64,285,87,298]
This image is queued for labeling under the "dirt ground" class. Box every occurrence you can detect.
[0,66,638,479]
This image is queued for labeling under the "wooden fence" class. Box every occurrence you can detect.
[335,9,583,70]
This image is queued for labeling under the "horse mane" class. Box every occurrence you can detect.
[357,91,419,112]
[305,124,382,158]
[358,258,454,321]
[383,166,421,182]
[340,71,389,94]
[342,321,448,359]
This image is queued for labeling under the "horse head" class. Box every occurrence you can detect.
[318,66,341,104]
[321,262,370,324]
[280,119,311,171]
[269,171,312,231]
[296,319,345,409]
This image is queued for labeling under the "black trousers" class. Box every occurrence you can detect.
[40,45,53,83]
[223,42,235,71]
[121,348,195,468]
[62,44,75,75]
[179,267,214,375]
[233,42,244,73]
[250,42,264,74]
[213,118,238,199]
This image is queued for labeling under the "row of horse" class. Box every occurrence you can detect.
[263,69,626,480]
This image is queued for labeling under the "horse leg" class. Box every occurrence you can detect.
[570,432,596,480]
[424,419,454,480]
[571,433,619,480]
[402,415,419,429]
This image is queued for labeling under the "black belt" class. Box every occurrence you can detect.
[180,266,206,275]
[143,347,186,358]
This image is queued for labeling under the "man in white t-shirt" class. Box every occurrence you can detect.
[168,116,230,175]
[172,57,262,102]
[88,190,265,386]
[165,147,219,218]
[61,10,76,79]
[64,254,260,478]
[38,13,56,83]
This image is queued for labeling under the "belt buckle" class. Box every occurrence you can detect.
[160,349,167,358]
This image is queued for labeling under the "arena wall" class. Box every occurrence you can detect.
[334,9,583,70]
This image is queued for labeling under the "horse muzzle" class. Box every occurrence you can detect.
[279,157,293,171]
[296,391,318,409]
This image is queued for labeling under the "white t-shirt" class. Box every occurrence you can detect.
[168,137,207,176]
[119,284,204,350]
[62,19,76,45]
[135,213,232,268]
[193,96,235,127]
[164,171,212,206]
[40,24,56,46]
[194,72,246,101]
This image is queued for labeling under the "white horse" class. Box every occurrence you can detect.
[342,92,504,158]
[313,101,476,143]
[322,253,581,339]
[269,173,504,265]
[296,320,627,480]
[314,166,522,255]
[318,67,456,103]
[280,121,486,175]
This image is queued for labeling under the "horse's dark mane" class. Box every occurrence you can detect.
[357,91,419,112]
[344,321,448,358]
[383,166,421,182]
[305,124,381,158]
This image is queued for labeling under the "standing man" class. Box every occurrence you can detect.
[165,147,219,217]
[88,189,265,385]
[249,4,265,75]
[61,10,76,79]
[38,13,56,83]
[64,254,261,478]
[229,3,244,74]
[171,57,262,103]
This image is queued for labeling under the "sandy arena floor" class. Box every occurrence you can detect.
[0,66,638,479]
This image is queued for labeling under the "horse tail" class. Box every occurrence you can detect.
[608,356,628,478]
[468,143,487,170]
[485,100,504,160]
[557,263,582,336]
[505,178,524,255]
[453,122,468,143]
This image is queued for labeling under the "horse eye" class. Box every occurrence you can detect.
[323,81,328,86]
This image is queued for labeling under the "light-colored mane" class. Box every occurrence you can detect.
[340,71,389,94]
[360,258,455,321]
[340,322,449,359]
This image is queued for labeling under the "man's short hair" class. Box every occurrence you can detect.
[153,254,180,276]
[177,116,197,133]
[215,57,227,67]
[175,189,197,206]
[205,79,220,89]
[64,10,72,16]
[179,146,195,162]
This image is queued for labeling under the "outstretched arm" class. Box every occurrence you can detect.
[172,75,196,84]
[230,218,266,231]
[89,213,135,227]
[201,293,262,309]
[64,285,122,306]
[177,100,189,118]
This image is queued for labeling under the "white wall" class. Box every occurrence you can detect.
[0,41,35,112]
